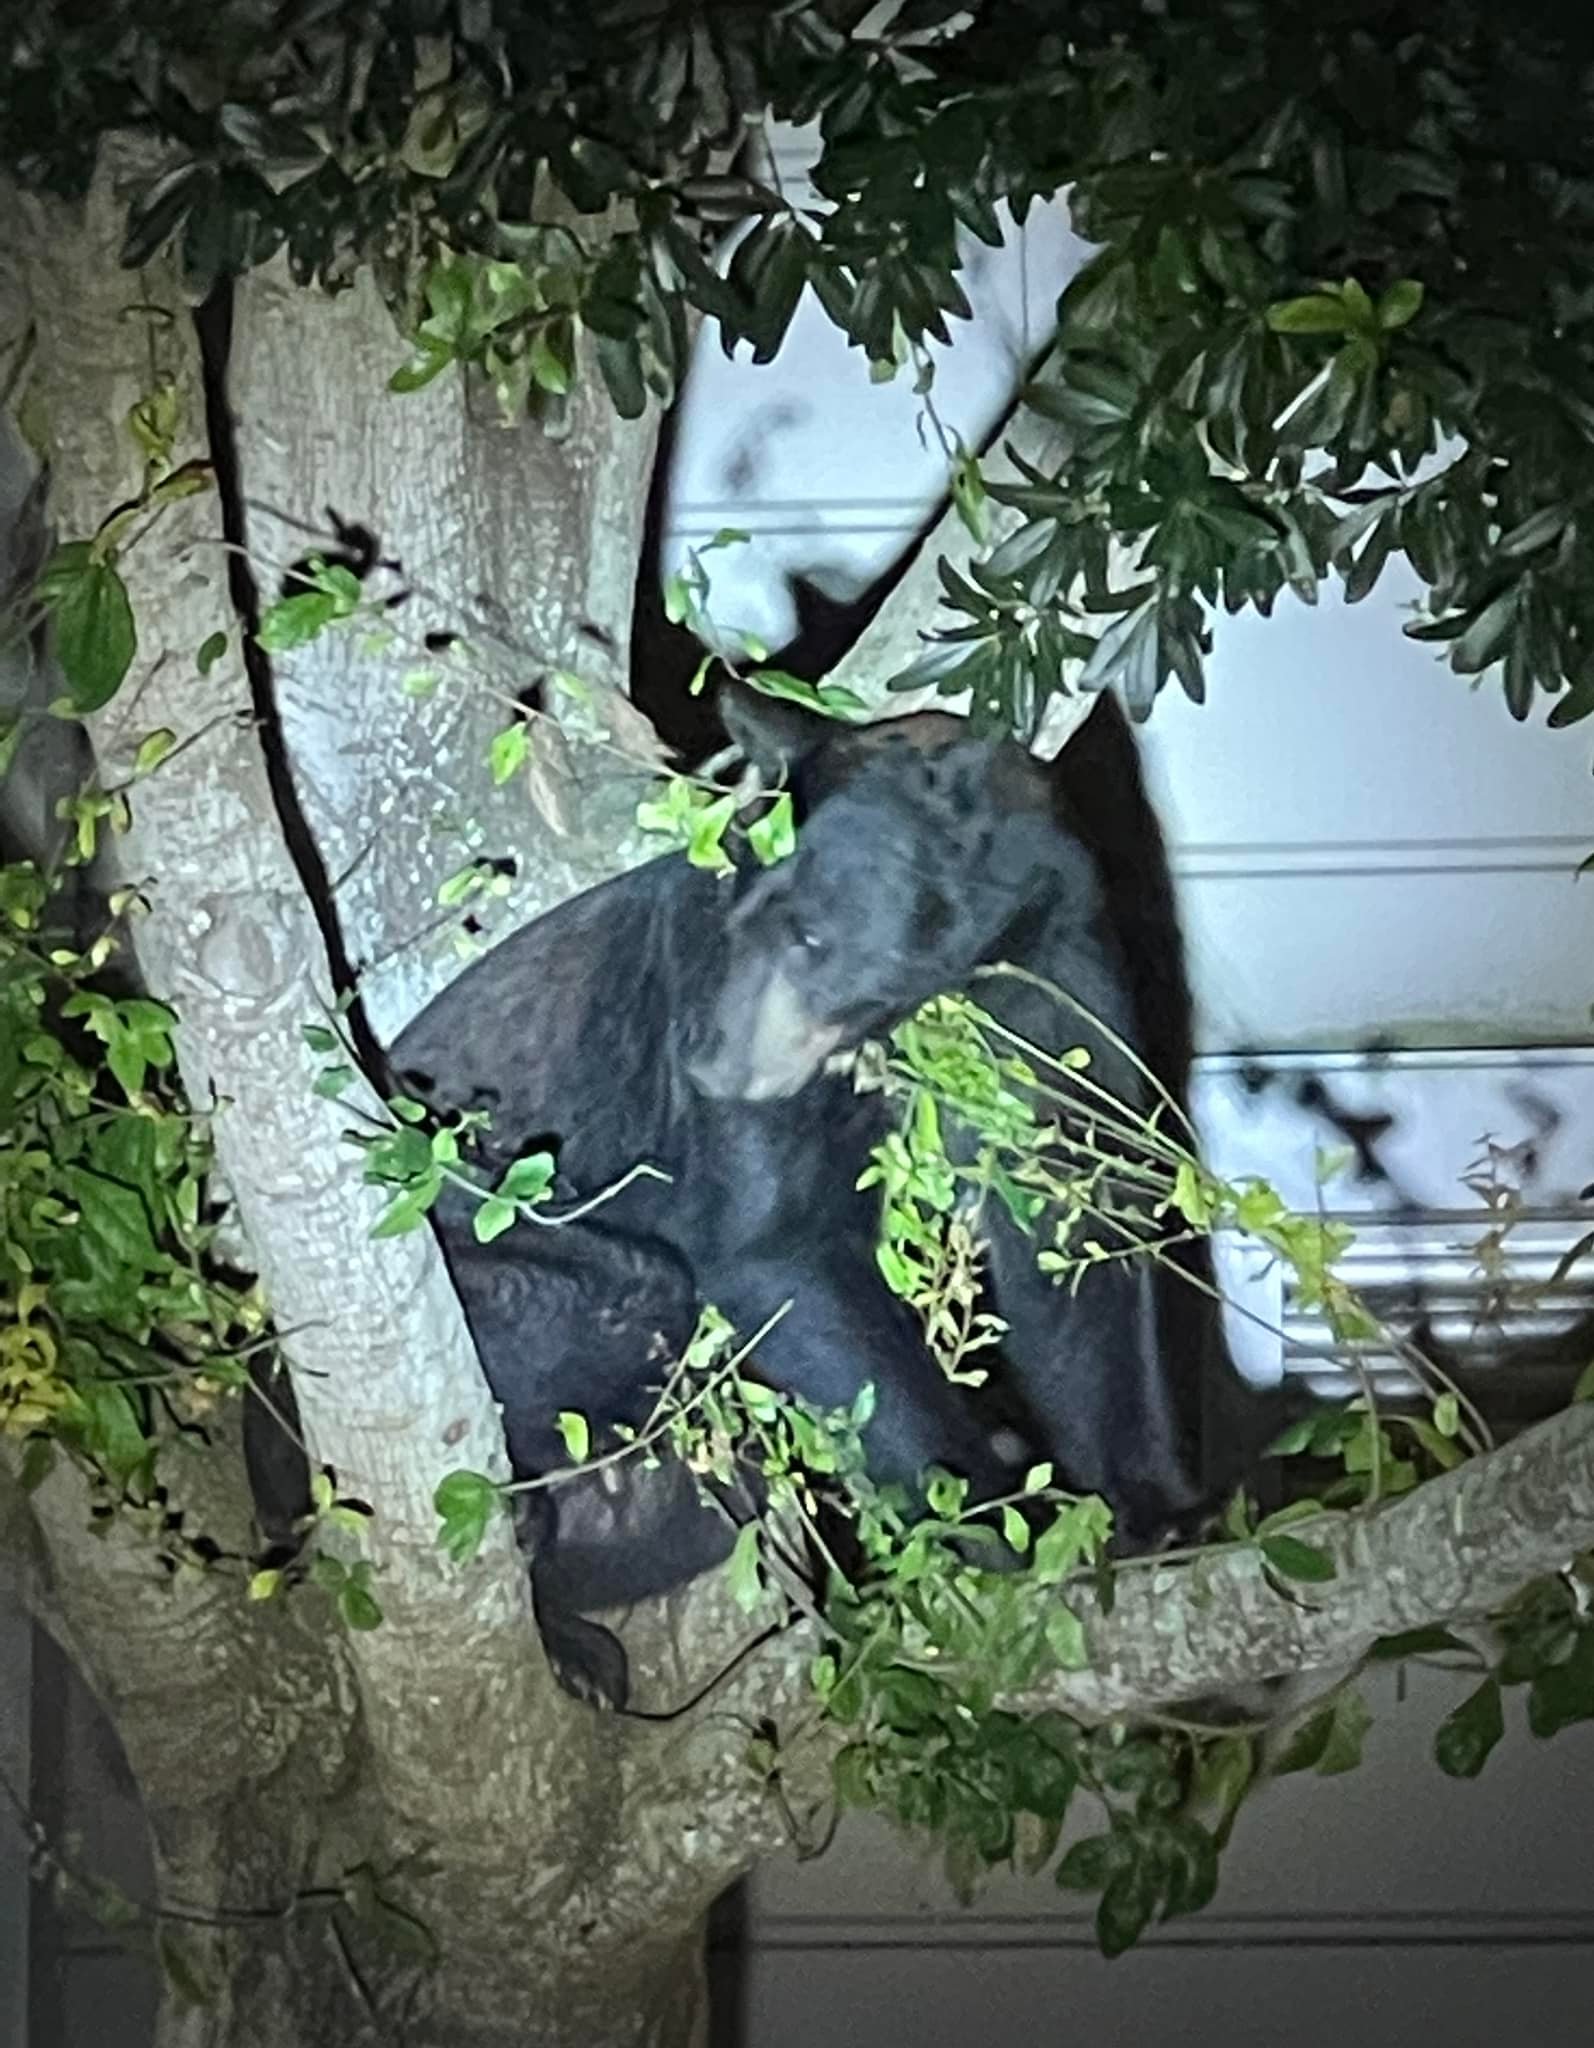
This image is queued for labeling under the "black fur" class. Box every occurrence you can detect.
[369,687,1273,1694]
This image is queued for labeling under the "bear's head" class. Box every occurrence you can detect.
[685,682,1097,1101]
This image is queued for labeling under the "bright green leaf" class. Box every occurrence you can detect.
[1260,1531,1337,1582]
[728,1522,764,1613]
[434,1470,502,1565]
[489,720,530,784]
[473,1195,516,1243]
[132,728,177,776]
[747,791,796,867]
[556,1411,590,1463]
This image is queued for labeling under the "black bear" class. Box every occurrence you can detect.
[378,682,1268,1696]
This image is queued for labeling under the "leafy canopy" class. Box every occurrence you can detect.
[7,1,1594,733]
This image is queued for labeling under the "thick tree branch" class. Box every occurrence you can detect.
[1035,1401,1594,1715]
[824,401,1072,733]
[672,1403,1594,1869]
[823,344,1148,762]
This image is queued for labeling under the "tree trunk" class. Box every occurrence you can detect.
[1,137,750,2047]
[225,250,668,1038]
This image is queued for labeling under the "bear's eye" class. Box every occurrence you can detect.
[791,920,826,956]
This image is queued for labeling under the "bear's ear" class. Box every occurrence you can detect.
[718,676,838,777]
[719,675,972,780]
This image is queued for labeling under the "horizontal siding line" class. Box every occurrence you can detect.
[740,1908,1594,1953]
[1176,857,1585,882]
[1171,837,1586,882]
[671,497,940,516]
[667,517,930,541]
[740,1931,1594,1954]
[1194,1046,1594,1073]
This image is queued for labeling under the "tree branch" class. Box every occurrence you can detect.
[671,1402,1594,1873]
[1027,1401,1594,1716]
[824,346,1150,762]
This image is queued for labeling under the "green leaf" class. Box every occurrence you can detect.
[78,1381,149,1482]
[1450,586,1520,676]
[39,549,137,711]
[1435,1678,1505,1778]
[370,1183,439,1238]
[339,1581,384,1631]
[1259,1532,1337,1582]
[556,1411,590,1463]
[1055,1832,1120,1891]
[747,791,796,867]
[499,1151,557,1205]
[1189,1733,1254,1849]
[256,591,337,653]
[1497,506,1568,559]
[1527,1624,1594,1738]
[63,1164,159,1270]
[489,720,530,784]
[1376,278,1424,330]
[1367,1626,1472,1662]
[728,1522,764,1612]
[434,1470,502,1565]
[1267,293,1353,335]
[684,792,737,875]
[1014,1733,1077,1823]
[1313,1687,1372,1775]
[132,728,177,776]
[1098,1855,1159,1959]
[1272,1705,1334,1777]
[951,443,988,543]
[308,1552,346,1593]
[529,319,576,397]
[1265,1414,1318,1456]
[1044,1603,1089,1670]
[106,1032,146,1099]
[391,346,454,393]
[196,630,227,674]
[1157,1817,1221,1921]
[472,1195,516,1243]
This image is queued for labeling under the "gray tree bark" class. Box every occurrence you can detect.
[2,137,746,2048]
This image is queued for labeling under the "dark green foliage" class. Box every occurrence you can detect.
[1434,1679,1505,1779]
[10,4,1594,730]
